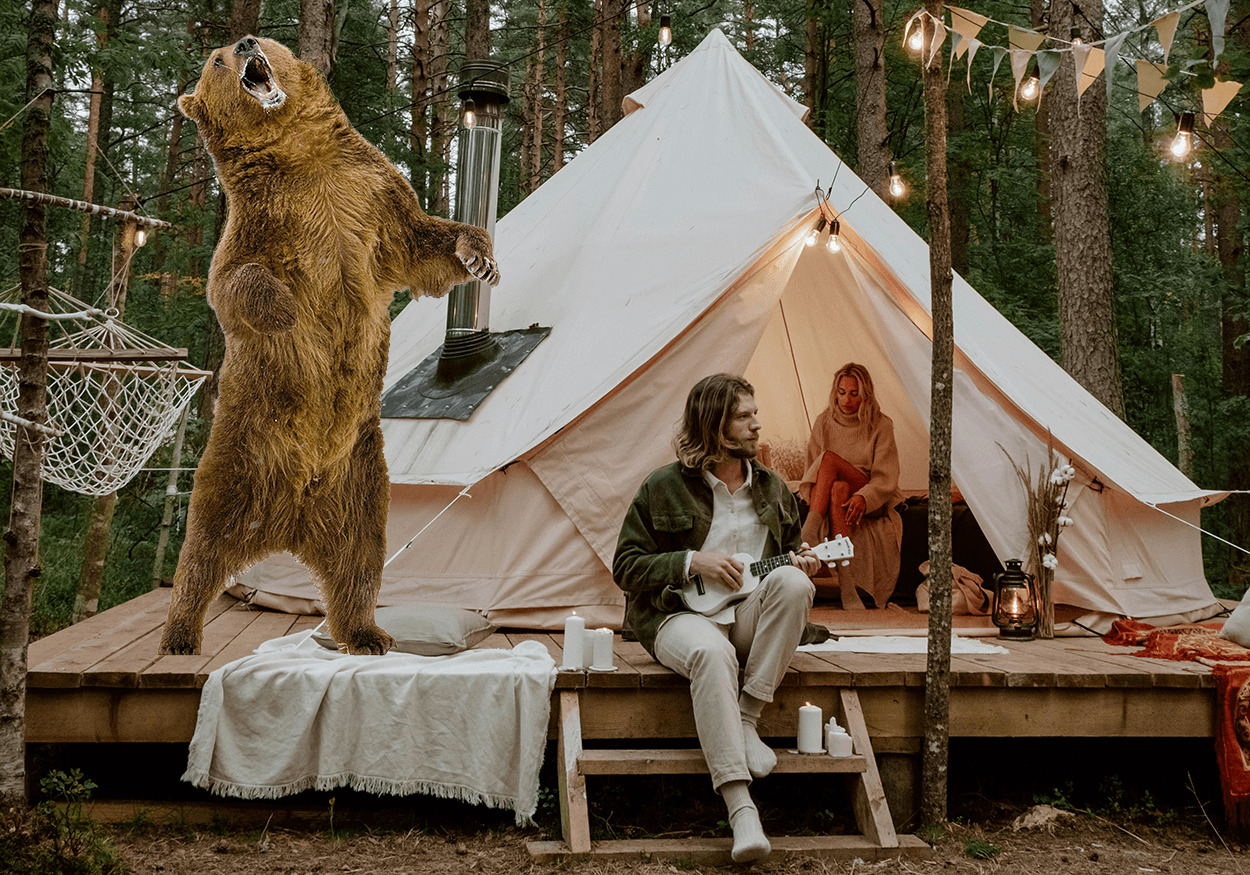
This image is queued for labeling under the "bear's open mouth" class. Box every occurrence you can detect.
[239,52,286,109]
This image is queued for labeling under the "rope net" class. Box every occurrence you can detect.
[0,286,211,496]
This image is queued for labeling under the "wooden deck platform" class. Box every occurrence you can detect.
[26,587,1218,749]
[25,587,1225,863]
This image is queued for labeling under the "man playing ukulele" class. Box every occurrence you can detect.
[612,373,825,863]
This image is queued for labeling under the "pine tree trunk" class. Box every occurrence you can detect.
[599,0,623,131]
[803,1,818,130]
[553,4,567,172]
[1,0,57,812]
[465,0,489,61]
[947,84,970,275]
[430,0,449,215]
[299,0,336,77]
[588,0,602,142]
[411,0,430,206]
[853,0,888,197]
[187,133,209,279]
[151,77,186,278]
[73,195,139,624]
[530,0,545,193]
[229,0,259,39]
[1032,0,1052,242]
[74,5,106,291]
[744,0,754,51]
[1215,8,1250,593]
[386,0,399,90]
[919,0,954,829]
[1048,0,1124,419]
[621,1,651,100]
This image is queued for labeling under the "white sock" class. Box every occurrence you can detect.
[721,781,771,863]
[739,693,777,778]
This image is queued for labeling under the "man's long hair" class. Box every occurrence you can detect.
[830,362,881,430]
[675,373,754,470]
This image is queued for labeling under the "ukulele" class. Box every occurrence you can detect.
[682,535,854,616]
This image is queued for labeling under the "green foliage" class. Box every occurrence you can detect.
[0,770,127,875]
[963,837,1002,859]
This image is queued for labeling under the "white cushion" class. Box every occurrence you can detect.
[312,604,496,655]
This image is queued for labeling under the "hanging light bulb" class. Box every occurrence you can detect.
[1069,26,1083,45]
[1170,111,1195,159]
[804,216,827,247]
[658,14,672,47]
[1020,76,1040,102]
[462,98,476,128]
[907,24,924,53]
[888,161,904,199]
[133,227,148,248]
[826,219,841,253]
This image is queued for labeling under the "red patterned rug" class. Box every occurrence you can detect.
[1102,618,1249,661]
[1104,618,1250,829]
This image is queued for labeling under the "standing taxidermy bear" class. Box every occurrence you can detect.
[159,37,499,655]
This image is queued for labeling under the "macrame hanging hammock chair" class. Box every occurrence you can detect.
[0,285,212,496]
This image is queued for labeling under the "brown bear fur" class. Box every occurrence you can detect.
[158,36,499,656]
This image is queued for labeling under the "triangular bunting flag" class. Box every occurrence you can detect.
[926,11,946,69]
[1077,46,1105,97]
[1136,59,1169,112]
[948,33,961,84]
[1152,12,1180,63]
[1010,47,1031,110]
[1202,77,1243,125]
[1104,31,1128,100]
[948,6,989,44]
[966,37,983,93]
[1207,0,1230,62]
[1037,50,1062,89]
[1008,25,1045,53]
[988,46,1008,103]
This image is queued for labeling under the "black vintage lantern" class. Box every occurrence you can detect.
[992,559,1038,640]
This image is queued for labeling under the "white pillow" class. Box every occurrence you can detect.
[1219,589,1250,648]
[312,604,496,655]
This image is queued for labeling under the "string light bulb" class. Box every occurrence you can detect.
[826,219,841,253]
[888,162,904,199]
[1069,26,1082,45]
[462,98,476,129]
[805,216,827,247]
[907,25,924,53]
[658,15,672,47]
[1020,76,1040,102]
[133,228,148,248]
[1170,111,1195,159]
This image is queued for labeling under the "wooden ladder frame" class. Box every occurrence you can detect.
[527,687,929,863]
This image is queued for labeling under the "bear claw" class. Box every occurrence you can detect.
[343,624,396,656]
[458,251,500,286]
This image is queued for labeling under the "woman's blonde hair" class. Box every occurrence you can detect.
[831,362,880,429]
[674,373,754,470]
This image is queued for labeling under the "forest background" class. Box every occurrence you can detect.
[0,0,1248,636]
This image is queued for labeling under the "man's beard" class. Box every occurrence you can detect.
[723,437,758,460]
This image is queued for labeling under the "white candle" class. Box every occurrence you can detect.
[797,703,823,753]
[562,614,585,669]
[591,628,614,670]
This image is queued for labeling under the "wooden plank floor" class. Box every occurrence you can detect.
[25,589,1219,745]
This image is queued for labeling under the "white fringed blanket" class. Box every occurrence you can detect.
[184,632,557,823]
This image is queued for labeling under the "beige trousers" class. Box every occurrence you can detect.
[653,566,815,789]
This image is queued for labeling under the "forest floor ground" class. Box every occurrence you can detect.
[25,736,1250,875]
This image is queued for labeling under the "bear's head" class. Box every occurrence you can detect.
[179,37,329,148]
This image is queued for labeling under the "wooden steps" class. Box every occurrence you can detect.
[529,686,929,863]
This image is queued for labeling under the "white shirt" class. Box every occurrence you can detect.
[685,462,769,624]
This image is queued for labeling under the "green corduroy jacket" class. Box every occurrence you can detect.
[612,459,827,656]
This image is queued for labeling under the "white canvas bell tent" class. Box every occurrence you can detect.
[235,29,1225,631]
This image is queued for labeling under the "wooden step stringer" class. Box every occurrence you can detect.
[529,687,926,863]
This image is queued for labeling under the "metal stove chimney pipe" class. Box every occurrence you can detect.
[441,61,510,365]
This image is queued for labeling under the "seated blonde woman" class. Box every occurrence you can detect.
[798,363,904,609]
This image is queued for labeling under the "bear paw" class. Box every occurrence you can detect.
[158,624,203,656]
[342,623,396,656]
[228,262,299,334]
[456,231,500,286]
